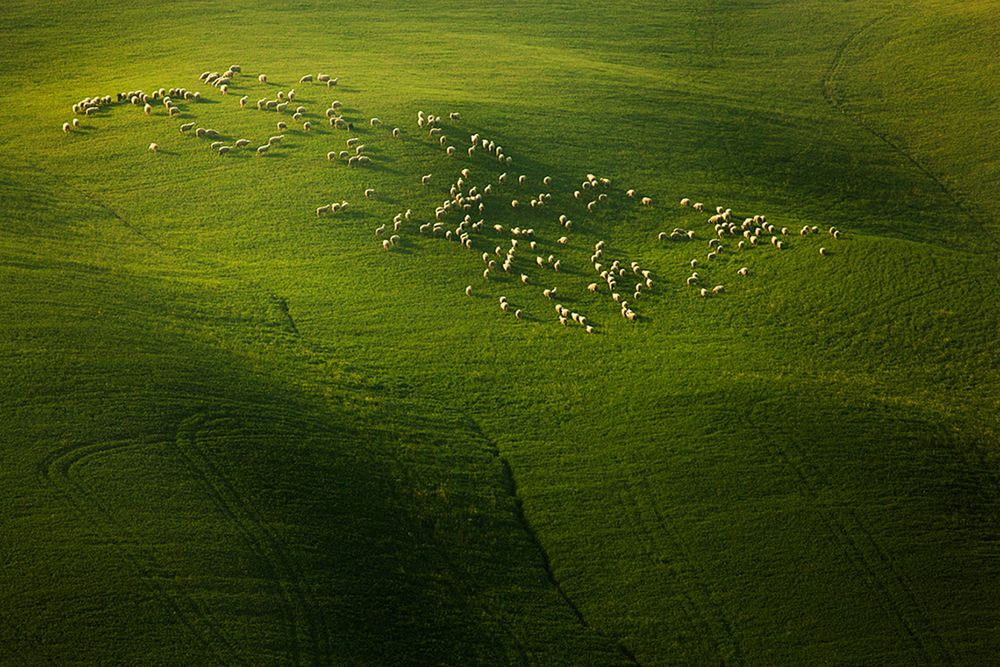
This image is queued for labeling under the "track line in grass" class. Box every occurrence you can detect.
[821,6,985,236]
[614,457,745,665]
[754,419,953,663]
[173,412,334,665]
[36,433,244,664]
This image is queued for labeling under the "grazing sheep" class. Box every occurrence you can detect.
[514,309,523,320]
[700,288,708,297]
[256,145,270,155]
[626,189,636,198]
[446,146,455,156]
[382,239,391,251]
[218,146,232,155]
[543,176,552,187]
[143,103,153,115]
[303,121,312,131]
[737,267,749,276]
[328,78,338,87]
[587,283,599,293]
[693,202,704,212]
[317,204,332,217]
[680,198,691,206]
[239,96,248,108]
[553,260,561,272]
[364,188,375,199]
[327,151,338,161]
[511,199,519,208]
[148,142,158,153]
[277,121,288,130]
[819,247,828,256]
[390,234,400,245]
[641,197,652,206]
[520,274,529,284]
[421,174,432,186]
[712,285,724,294]
[62,122,71,133]
[465,285,473,297]
[300,74,314,83]
[392,127,400,138]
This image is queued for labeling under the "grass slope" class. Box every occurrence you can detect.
[1,0,998,664]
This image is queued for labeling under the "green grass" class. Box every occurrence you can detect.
[1,0,998,664]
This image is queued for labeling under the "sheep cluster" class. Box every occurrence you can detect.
[554,303,594,333]
[64,86,206,141]
[590,240,649,322]
[316,200,349,218]
[66,65,846,333]
[200,66,241,92]
[664,199,844,296]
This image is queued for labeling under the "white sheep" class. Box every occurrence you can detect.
[392,127,400,138]
[257,145,270,155]
[819,247,828,256]
[712,285,724,294]
[300,74,314,83]
[737,267,749,276]
[364,188,375,199]
[302,121,312,131]
[641,197,652,206]
[465,285,473,296]
[421,174,432,186]
[446,146,455,156]
[382,239,391,251]
[62,122,71,133]
[148,142,158,152]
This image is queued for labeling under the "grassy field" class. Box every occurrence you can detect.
[1,0,998,664]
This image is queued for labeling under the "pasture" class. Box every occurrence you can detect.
[1,0,998,664]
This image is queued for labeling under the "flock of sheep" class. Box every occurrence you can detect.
[62,64,844,334]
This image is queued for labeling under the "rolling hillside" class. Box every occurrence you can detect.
[1,0,997,664]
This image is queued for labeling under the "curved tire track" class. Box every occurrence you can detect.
[173,413,333,665]
[613,451,744,665]
[748,410,954,664]
[36,435,243,664]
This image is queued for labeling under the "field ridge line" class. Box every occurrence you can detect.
[467,418,641,666]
